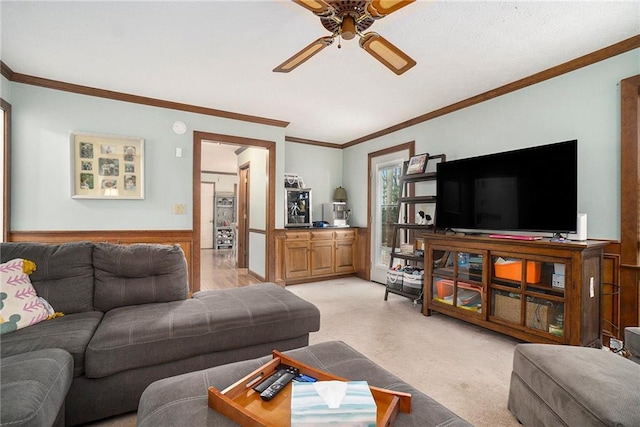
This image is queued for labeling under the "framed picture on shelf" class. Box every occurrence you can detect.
[70,132,144,199]
[406,153,428,174]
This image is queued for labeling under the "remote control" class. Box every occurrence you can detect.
[259,366,299,401]
[253,365,294,393]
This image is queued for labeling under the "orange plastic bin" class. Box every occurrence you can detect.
[494,260,541,283]
[435,279,454,298]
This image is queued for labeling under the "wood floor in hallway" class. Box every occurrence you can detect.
[200,248,262,290]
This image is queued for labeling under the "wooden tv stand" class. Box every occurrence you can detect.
[423,233,608,346]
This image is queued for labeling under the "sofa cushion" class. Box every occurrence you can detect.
[0,242,95,314]
[85,283,320,378]
[93,243,188,312]
[1,348,73,427]
[509,343,640,426]
[1,258,50,334]
[0,311,103,377]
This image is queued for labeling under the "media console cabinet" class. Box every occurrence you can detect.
[423,234,608,346]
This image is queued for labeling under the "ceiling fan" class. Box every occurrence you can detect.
[274,0,416,75]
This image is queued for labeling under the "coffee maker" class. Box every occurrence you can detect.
[322,202,349,227]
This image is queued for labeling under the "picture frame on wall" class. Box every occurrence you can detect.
[406,153,428,174]
[71,132,144,199]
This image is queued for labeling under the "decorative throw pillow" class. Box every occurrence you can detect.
[0,258,50,334]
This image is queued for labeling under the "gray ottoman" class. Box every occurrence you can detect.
[1,348,73,427]
[137,340,471,426]
[508,343,640,426]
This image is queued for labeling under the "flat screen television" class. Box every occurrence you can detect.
[435,140,577,234]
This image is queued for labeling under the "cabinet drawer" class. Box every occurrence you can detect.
[334,229,355,240]
[311,230,334,240]
[286,231,310,241]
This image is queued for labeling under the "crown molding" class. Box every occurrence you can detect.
[284,136,342,149]
[4,67,289,129]
[1,61,15,80]
[3,33,639,149]
[343,34,640,148]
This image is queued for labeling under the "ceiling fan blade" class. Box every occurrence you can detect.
[367,0,416,18]
[292,0,334,16]
[359,32,416,75]
[273,36,334,73]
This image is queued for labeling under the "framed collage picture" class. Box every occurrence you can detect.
[71,132,145,199]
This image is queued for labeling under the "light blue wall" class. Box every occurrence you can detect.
[9,82,286,231]
[284,142,343,223]
[7,47,640,239]
[343,48,640,240]
[1,75,10,102]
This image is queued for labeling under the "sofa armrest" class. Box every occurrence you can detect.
[93,243,188,311]
[625,327,640,362]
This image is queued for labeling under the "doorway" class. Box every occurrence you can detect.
[199,141,246,289]
[192,131,276,293]
[368,142,414,284]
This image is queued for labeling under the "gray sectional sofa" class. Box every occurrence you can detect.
[0,241,320,426]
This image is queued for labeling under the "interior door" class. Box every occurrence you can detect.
[370,150,409,284]
[201,182,214,249]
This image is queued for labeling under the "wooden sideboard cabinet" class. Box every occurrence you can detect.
[423,234,608,346]
[279,228,357,284]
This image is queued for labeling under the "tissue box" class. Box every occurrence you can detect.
[291,381,377,427]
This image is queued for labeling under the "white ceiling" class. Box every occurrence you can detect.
[2,1,638,145]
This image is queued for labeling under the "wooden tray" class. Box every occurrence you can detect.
[208,350,412,427]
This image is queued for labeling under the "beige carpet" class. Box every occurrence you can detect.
[288,277,521,427]
[89,277,521,426]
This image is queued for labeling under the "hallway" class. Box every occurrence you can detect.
[200,248,262,291]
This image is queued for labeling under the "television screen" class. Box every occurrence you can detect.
[435,140,577,234]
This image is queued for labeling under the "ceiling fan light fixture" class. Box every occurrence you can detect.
[367,0,416,18]
[341,15,357,40]
[282,0,417,74]
[273,36,334,72]
[360,32,416,75]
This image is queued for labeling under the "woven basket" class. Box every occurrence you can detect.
[493,294,552,331]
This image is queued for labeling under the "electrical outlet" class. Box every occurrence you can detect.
[173,203,186,215]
